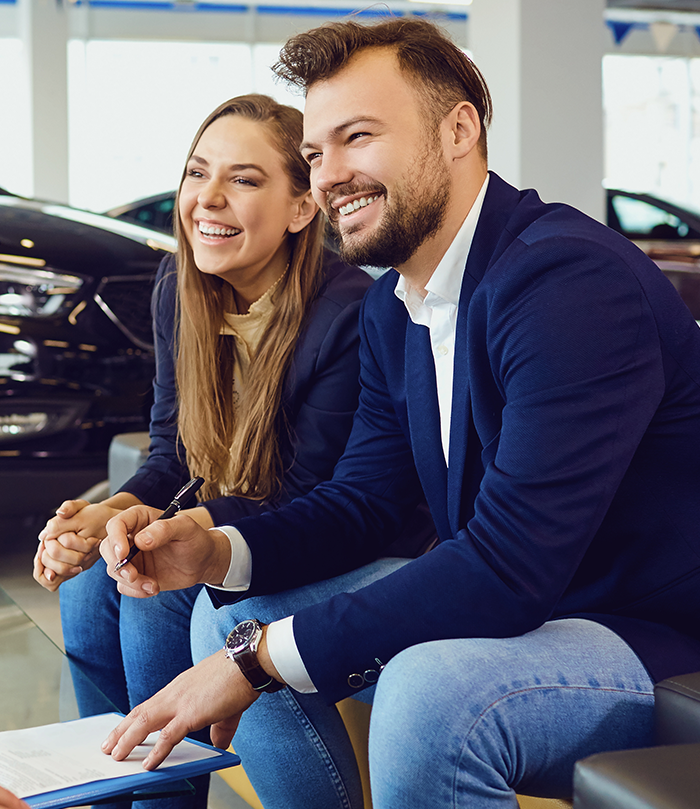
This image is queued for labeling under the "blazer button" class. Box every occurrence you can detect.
[347,673,365,688]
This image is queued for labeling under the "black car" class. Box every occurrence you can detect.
[106,192,176,234]
[0,194,176,538]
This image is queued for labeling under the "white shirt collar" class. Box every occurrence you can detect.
[395,174,490,321]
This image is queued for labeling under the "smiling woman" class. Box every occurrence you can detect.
[33,94,376,809]
[178,114,314,318]
[173,96,333,503]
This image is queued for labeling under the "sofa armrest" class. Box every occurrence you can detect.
[655,671,700,745]
[108,432,150,495]
[573,742,700,809]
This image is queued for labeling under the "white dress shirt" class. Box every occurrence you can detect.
[212,175,490,692]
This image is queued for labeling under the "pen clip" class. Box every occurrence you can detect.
[173,476,205,507]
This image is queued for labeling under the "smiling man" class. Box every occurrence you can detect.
[302,47,460,277]
[100,17,700,809]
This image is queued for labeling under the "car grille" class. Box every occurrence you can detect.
[94,273,156,350]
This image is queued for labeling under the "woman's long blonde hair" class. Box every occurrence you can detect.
[173,94,324,502]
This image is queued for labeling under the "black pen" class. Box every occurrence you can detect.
[113,476,205,573]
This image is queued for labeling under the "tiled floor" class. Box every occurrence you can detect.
[0,538,253,809]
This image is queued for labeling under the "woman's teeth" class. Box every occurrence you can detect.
[338,195,380,217]
[198,223,240,237]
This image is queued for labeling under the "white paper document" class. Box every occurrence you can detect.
[0,713,220,799]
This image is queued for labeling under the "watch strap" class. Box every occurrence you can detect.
[224,621,286,693]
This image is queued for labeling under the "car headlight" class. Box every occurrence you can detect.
[0,411,48,438]
[0,265,83,318]
[0,399,88,442]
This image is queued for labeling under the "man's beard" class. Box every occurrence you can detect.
[330,146,451,269]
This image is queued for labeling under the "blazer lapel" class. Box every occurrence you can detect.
[446,269,476,535]
[409,173,529,538]
[404,318,451,540]
[445,173,523,534]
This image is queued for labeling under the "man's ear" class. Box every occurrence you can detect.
[288,190,319,234]
[445,101,481,160]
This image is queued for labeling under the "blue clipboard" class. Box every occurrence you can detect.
[20,714,240,809]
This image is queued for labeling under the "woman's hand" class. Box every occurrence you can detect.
[33,495,143,591]
[34,500,118,591]
[33,531,104,592]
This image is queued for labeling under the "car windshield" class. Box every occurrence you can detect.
[610,194,700,239]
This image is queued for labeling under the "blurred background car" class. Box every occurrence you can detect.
[0,193,176,540]
[106,191,176,234]
[606,188,700,320]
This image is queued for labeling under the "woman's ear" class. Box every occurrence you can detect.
[288,190,319,234]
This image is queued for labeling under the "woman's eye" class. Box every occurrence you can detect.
[234,177,257,187]
[186,168,204,178]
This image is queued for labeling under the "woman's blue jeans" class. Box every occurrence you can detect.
[191,559,655,809]
[60,559,208,809]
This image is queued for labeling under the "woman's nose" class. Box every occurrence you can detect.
[198,178,226,209]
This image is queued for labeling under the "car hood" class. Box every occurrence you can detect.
[0,196,175,279]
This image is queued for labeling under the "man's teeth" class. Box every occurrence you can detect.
[199,223,240,236]
[338,195,380,217]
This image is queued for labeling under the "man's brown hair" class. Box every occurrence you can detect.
[273,16,492,159]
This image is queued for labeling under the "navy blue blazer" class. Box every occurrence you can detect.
[120,251,374,522]
[232,173,700,704]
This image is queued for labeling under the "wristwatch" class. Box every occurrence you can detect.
[224,619,286,693]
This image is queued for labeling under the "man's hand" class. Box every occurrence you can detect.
[0,787,29,809]
[101,651,261,769]
[100,505,232,597]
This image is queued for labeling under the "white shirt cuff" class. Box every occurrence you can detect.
[206,526,252,591]
[267,616,317,694]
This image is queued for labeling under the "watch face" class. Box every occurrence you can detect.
[226,619,258,654]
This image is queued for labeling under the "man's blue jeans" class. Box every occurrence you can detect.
[190,558,655,809]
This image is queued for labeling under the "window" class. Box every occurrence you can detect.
[67,39,301,212]
[604,54,700,210]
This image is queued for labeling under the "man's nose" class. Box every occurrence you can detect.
[313,149,354,195]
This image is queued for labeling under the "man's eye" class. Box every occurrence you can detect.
[349,132,369,142]
[305,153,321,165]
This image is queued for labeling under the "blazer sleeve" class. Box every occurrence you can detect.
[118,254,190,508]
